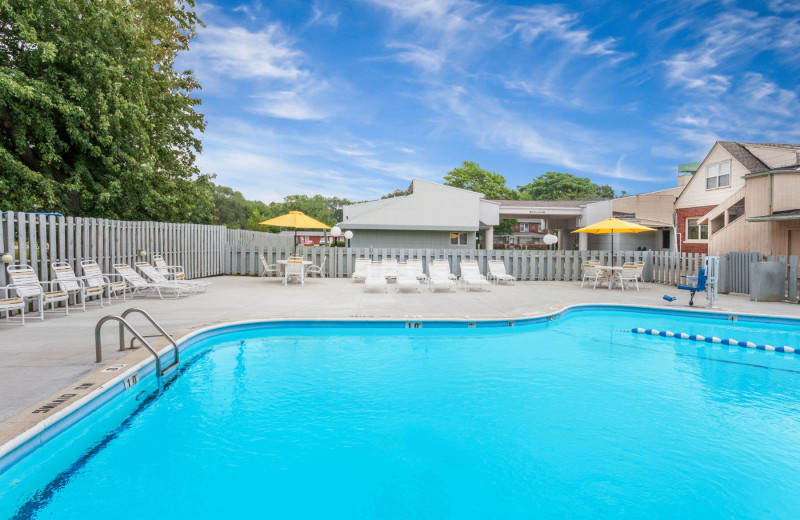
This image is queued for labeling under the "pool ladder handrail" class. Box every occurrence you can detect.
[95,308,180,382]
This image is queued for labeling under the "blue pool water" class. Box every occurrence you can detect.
[3,307,800,519]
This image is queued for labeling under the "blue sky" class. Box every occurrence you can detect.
[178,0,800,202]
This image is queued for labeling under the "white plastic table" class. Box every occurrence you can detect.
[596,265,623,289]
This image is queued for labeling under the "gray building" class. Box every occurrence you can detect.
[339,179,500,249]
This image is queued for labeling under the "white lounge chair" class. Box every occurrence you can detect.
[137,262,207,293]
[5,264,69,320]
[284,259,305,285]
[364,263,388,293]
[260,255,280,278]
[381,259,398,282]
[306,256,327,278]
[431,259,457,280]
[429,264,456,292]
[80,260,129,304]
[487,260,515,284]
[0,287,25,325]
[114,263,183,299]
[352,258,370,282]
[581,264,608,289]
[396,264,421,292]
[617,265,640,291]
[52,262,105,311]
[152,254,186,280]
[460,261,491,291]
[406,259,427,281]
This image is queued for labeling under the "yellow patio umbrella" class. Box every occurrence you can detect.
[572,218,656,265]
[259,211,331,252]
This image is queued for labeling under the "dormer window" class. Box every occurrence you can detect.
[706,160,731,190]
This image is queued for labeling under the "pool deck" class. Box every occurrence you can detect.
[1,275,798,431]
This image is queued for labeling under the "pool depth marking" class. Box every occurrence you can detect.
[631,328,797,354]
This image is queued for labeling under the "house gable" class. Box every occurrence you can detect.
[675,142,752,210]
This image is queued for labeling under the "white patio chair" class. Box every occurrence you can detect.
[487,260,515,284]
[306,256,327,278]
[0,287,25,325]
[618,265,640,291]
[284,260,305,285]
[364,263,387,293]
[81,260,129,304]
[431,259,457,280]
[352,258,370,282]
[429,264,456,292]
[152,254,186,280]
[396,264,421,292]
[581,264,608,289]
[635,262,646,287]
[381,258,398,281]
[52,262,105,311]
[406,259,427,281]
[260,255,280,278]
[460,261,491,291]
[114,263,183,299]
[5,264,69,320]
[137,262,208,293]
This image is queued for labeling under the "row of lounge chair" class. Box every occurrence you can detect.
[353,258,515,293]
[0,255,208,325]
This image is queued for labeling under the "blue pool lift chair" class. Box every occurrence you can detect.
[677,268,707,307]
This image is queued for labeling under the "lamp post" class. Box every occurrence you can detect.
[330,226,342,276]
[543,233,558,250]
[344,230,353,248]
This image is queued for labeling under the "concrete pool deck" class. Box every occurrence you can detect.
[1,275,799,427]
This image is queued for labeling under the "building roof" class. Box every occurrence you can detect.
[746,208,800,222]
[736,142,800,149]
[488,200,594,208]
[745,164,800,177]
[717,141,769,174]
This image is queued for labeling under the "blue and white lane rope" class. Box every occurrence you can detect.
[631,328,797,354]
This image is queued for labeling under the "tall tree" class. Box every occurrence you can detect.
[246,194,352,231]
[444,161,516,199]
[0,0,211,222]
[517,172,616,200]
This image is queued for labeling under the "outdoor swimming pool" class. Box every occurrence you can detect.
[2,306,800,519]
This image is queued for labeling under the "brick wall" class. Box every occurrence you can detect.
[676,205,716,254]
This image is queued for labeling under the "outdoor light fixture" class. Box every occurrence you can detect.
[138,249,148,258]
[343,231,353,240]
[1,252,13,264]
[543,234,558,245]
[330,226,342,238]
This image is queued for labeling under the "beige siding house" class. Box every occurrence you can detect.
[673,141,800,254]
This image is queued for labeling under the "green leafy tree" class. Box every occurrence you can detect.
[517,172,616,200]
[444,161,516,199]
[246,195,352,232]
[381,188,409,199]
[0,0,211,222]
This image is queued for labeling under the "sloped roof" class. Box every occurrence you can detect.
[737,143,800,150]
[488,200,594,208]
[717,141,768,173]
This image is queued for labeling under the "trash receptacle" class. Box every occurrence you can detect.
[749,262,785,302]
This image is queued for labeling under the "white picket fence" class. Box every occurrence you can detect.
[227,245,707,285]
[0,211,292,288]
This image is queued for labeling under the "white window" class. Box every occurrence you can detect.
[706,161,731,190]
[519,223,529,232]
[450,232,467,245]
[686,218,708,240]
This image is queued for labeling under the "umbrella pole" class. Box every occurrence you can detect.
[294,228,297,254]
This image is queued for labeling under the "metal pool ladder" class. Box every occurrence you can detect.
[95,308,180,386]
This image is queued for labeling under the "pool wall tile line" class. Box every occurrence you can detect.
[3,303,800,479]
[632,328,798,354]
